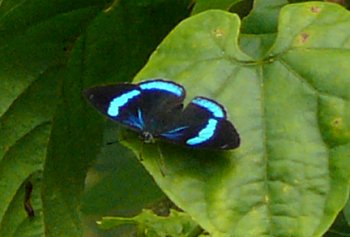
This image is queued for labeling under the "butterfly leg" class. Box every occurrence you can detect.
[138,142,144,162]
[156,144,166,177]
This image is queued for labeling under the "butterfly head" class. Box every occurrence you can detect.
[140,131,155,143]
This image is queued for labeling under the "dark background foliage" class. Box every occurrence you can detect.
[1,0,350,237]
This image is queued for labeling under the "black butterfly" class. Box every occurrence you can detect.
[84,79,240,150]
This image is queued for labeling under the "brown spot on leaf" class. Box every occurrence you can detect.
[331,117,342,128]
[311,6,321,13]
[300,33,309,43]
[213,28,225,38]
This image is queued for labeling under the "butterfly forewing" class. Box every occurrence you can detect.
[84,83,145,131]
[84,79,186,134]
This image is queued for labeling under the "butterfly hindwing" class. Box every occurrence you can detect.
[160,96,240,150]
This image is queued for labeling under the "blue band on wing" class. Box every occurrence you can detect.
[122,109,145,130]
[123,116,142,129]
[107,90,141,116]
[191,97,225,118]
[137,109,145,128]
[186,119,218,145]
[161,126,188,139]
[139,80,183,97]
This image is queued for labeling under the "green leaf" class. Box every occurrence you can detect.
[239,0,287,58]
[0,173,45,237]
[0,1,103,116]
[241,0,288,34]
[0,69,62,235]
[121,2,350,237]
[98,209,201,237]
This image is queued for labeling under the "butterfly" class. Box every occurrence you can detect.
[84,79,240,150]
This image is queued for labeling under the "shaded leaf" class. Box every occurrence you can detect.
[241,0,288,34]
[239,0,287,59]
[0,68,62,235]
[82,123,165,216]
[191,0,243,15]
[343,196,350,226]
[324,211,350,237]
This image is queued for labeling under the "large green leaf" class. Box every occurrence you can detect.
[121,2,350,237]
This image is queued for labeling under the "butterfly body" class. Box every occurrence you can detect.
[84,79,240,150]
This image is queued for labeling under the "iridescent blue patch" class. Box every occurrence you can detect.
[123,109,144,130]
[191,97,225,118]
[139,80,184,97]
[107,89,140,116]
[161,126,189,139]
[186,119,218,145]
